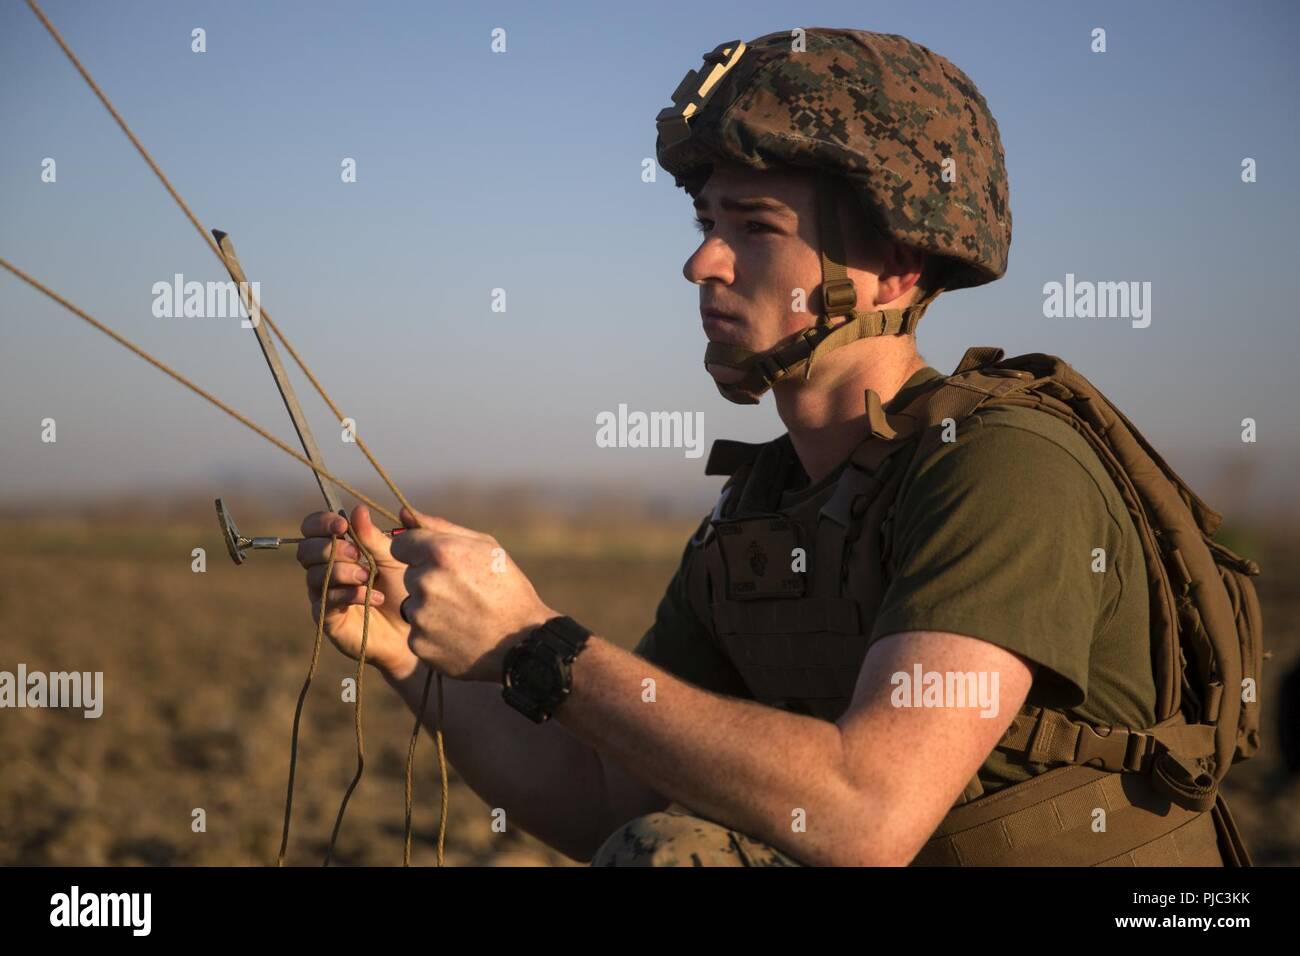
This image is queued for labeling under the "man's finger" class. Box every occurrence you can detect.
[296,536,360,569]
[388,529,470,569]
[399,594,420,625]
[305,561,373,592]
[399,506,490,541]
[348,504,400,562]
[301,510,349,538]
[389,528,435,566]
[312,585,387,611]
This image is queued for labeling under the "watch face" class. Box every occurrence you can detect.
[503,631,579,723]
[513,651,555,690]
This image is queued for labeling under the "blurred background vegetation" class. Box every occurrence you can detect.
[0,486,1295,866]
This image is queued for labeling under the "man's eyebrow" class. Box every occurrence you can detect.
[692,195,796,217]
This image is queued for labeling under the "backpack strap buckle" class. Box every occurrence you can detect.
[1073,723,1157,773]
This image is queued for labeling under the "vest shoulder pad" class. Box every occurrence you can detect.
[705,438,766,476]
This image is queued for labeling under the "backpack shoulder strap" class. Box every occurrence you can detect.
[895,346,1041,491]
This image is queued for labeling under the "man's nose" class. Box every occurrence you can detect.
[683,238,733,286]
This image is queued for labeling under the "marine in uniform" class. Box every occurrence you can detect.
[300,28,1262,867]
[593,28,1261,866]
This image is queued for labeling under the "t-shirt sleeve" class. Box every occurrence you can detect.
[869,409,1131,709]
[633,526,752,699]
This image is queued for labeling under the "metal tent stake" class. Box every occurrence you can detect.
[210,228,351,564]
[215,498,304,565]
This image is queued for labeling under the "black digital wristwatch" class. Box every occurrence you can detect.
[501,616,592,723]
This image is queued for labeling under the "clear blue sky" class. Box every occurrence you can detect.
[2,0,1297,514]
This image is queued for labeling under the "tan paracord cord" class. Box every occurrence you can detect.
[0,258,400,523]
[18,0,452,868]
[0,261,450,868]
[18,0,412,513]
[0,256,449,867]
[280,536,336,866]
[324,538,378,867]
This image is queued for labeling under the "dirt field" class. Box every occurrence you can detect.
[1,495,1296,866]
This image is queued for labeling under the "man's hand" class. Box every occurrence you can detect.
[296,505,419,680]
[390,507,556,683]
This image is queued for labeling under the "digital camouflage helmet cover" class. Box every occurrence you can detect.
[656,28,1012,403]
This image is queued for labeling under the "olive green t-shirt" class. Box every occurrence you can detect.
[633,366,1156,794]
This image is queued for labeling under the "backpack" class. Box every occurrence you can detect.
[910,348,1264,824]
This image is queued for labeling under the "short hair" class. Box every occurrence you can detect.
[909,250,947,305]
[857,216,946,306]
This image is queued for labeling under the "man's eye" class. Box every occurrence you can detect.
[692,217,775,235]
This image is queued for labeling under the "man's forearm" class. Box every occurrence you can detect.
[556,636,876,866]
[383,663,610,858]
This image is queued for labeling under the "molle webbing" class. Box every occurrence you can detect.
[696,382,940,720]
[912,763,1225,866]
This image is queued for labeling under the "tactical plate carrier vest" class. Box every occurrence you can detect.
[686,347,1263,866]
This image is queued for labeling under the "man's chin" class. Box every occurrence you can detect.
[705,363,747,385]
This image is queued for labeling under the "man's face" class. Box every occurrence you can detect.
[685,163,883,387]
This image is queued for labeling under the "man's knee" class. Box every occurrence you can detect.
[590,809,800,867]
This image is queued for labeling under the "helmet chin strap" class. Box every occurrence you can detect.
[703,170,941,405]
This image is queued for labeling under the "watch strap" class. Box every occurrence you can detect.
[538,615,591,658]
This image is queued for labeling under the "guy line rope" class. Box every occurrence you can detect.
[3,0,451,867]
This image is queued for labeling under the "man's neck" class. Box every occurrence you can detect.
[774,341,928,484]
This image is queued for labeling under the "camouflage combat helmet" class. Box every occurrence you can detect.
[656,29,1011,403]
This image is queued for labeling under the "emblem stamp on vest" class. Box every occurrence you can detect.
[715,515,805,599]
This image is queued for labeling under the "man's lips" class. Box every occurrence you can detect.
[701,308,746,346]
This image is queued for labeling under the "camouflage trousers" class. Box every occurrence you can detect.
[591,805,804,867]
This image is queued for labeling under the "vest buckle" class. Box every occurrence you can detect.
[1074,724,1156,773]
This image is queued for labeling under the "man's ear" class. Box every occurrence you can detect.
[875,242,927,306]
